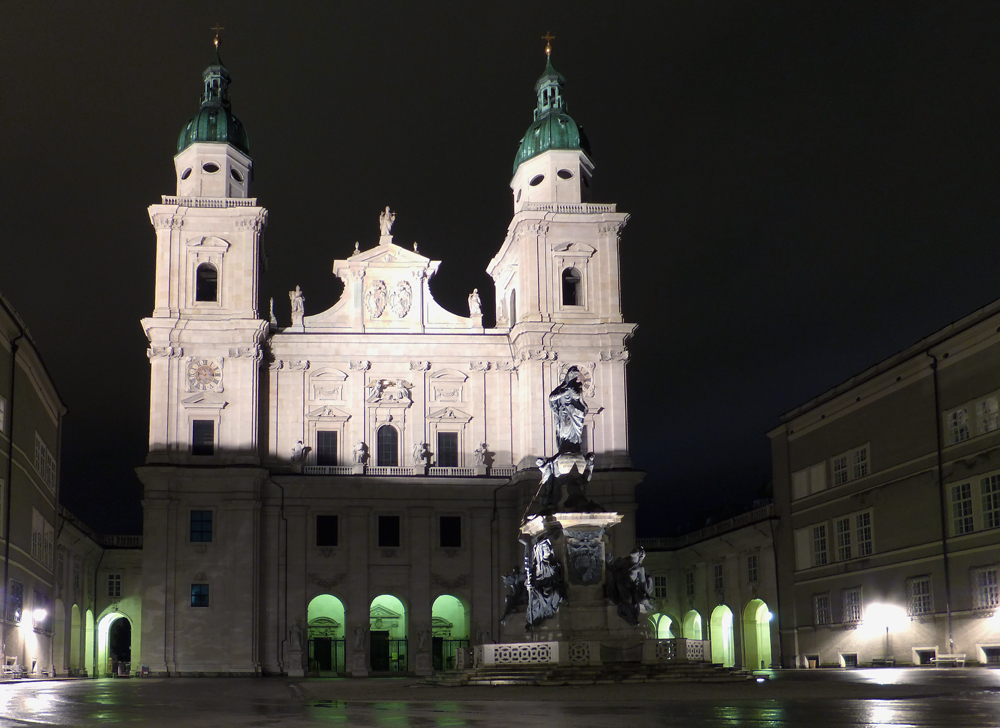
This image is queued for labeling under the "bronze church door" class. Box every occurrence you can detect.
[370,631,390,672]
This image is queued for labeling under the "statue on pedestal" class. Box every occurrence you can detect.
[606,547,655,626]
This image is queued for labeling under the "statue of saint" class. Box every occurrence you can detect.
[379,206,396,236]
[549,366,586,454]
[468,288,482,316]
[289,286,305,326]
[412,442,427,466]
[353,441,367,464]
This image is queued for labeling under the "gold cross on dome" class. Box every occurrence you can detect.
[212,24,225,48]
[542,32,555,56]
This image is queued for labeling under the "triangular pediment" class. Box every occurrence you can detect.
[306,405,351,421]
[181,392,227,410]
[370,604,402,619]
[552,241,596,256]
[186,235,231,251]
[350,242,431,266]
[428,406,472,423]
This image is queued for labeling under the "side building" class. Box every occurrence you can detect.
[0,293,66,676]
[770,300,1000,668]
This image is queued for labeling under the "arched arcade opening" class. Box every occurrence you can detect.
[710,605,735,668]
[743,599,773,670]
[648,612,676,639]
[431,594,469,671]
[307,594,346,674]
[683,610,703,640]
[97,612,132,677]
[370,594,407,673]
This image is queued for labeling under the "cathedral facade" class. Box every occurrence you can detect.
[136,48,641,676]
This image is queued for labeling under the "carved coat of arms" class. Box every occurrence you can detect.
[365,280,387,319]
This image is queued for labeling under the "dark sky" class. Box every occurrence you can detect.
[3,2,999,536]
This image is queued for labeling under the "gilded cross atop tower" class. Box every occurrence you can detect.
[212,24,225,48]
[542,32,555,56]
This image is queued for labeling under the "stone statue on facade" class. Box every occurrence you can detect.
[468,288,482,316]
[353,441,368,464]
[473,442,488,467]
[605,547,655,626]
[549,366,586,454]
[291,440,310,463]
[379,206,396,236]
[353,624,369,650]
[499,567,528,624]
[525,535,566,628]
[289,285,305,326]
[412,442,427,467]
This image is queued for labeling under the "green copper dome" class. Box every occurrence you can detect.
[176,51,250,156]
[513,56,590,174]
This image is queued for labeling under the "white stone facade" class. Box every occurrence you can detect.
[135,56,642,676]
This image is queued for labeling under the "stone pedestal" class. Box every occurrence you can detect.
[286,647,305,677]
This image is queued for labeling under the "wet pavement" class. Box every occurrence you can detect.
[2,668,999,727]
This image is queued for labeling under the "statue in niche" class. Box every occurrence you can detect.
[549,366,586,454]
[353,441,368,464]
[499,567,527,625]
[605,547,655,627]
[289,285,305,326]
[525,535,566,628]
[379,206,396,236]
[468,288,482,316]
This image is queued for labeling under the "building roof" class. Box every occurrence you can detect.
[176,50,250,155]
[512,56,590,174]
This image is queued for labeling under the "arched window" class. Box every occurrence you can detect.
[562,267,582,306]
[376,425,399,467]
[196,264,218,302]
[509,290,517,325]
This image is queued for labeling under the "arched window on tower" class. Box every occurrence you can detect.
[562,268,582,307]
[196,264,218,302]
[377,425,399,467]
[509,290,517,325]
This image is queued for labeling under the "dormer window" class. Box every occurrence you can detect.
[562,267,582,306]
[196,264,218,302]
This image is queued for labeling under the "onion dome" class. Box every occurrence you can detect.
[176,50,250,155]
[512,55,590,174]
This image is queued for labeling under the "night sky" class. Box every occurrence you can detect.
[3,3,999,537]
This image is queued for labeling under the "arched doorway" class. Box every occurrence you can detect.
[97,612,132,677]
[683,609,703,640]
[69,605,81,672]
[370,595,406,673]
[710,605,735,668]
[307,594,346,674]
[743,599,772,670]
[431,595,469,670]
[53,599,65,675]
[648,613,675,638]
[85,610,95,677]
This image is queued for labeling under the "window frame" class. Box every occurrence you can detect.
[315,430,338,467]
[438,515,462,549]
[195,262,219,303]
[812,524,828,567]
[747,553,759,584]
[830,444,870,487]
[315,514,339,547]
[376,425,399,467]
[436,431,460,468]
[907,575,933,616]
[190,583,210,608]
[191,419,216,457]
[108,573,122,599]
[377,514,401,548]
[189,509,214,543]
[814,593,832,626]
[842,587,863,624]
[972,565,1000,610]
[952,482,975,536]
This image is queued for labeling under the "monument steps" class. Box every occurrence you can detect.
[426,662,749,686]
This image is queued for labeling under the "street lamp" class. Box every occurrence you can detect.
[862,604,908,664]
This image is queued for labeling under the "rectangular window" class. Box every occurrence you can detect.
[33,432,57,493]
[792,463,827,500]
[439,516,462,548]
[852,447,869,479]
[812,524,828,567]
[31,508,44,563]
[832,455,849,486]
[190,510,213,543]
[73,563,80,592]
[835,517,852,561]
[952,483,974,535]
[713,563,724,591]
[316,515,338,547]
[191,584,210,608]
[948,408,971,444]
[747,553,759,584]
[7,579,23,622]
[814,594,831,625]
[978,396,999,435]
[973,566,1000,610]
[685,572,695,598]
[855,512,873,556]
[653,575,668,598]
[30,509,54,568]
[983,475,1000,530]
[843,588,863,623]
[108,574,122,599]
[907,576,932,615]
[316,431,338,466]
[378,515,400,548]
[437,432,459,468]
[192,420,215,456]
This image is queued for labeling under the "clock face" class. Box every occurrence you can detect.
[187,359,221,391]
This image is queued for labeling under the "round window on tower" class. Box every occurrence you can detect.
[529,174,544,187]
[202,162,220,174]
[557,169,574,179]
[180,168,192,180]
[230,168,244,182]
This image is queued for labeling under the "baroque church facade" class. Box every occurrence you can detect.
[136,47,641,676]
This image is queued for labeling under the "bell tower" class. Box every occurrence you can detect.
[141,39,268,465]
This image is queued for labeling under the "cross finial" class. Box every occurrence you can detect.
[212,24,225,48]
[542,32,555,57]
